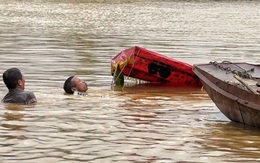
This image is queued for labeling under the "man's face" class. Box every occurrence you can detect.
[18,76,25,90]
[71,76,88,92]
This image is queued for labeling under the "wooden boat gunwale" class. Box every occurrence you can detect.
[193,62,260,128]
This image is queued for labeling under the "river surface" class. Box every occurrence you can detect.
[0,0,260,162]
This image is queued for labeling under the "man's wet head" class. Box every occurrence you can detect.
[3,68,25,90]
[63,76,88,94]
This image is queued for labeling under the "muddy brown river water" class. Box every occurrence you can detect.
[0,0,260,162]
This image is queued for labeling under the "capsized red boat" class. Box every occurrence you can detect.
[111,46,202,87]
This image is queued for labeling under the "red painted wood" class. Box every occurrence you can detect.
[111,46,202,87]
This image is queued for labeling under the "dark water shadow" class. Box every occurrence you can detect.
[112,82,204,93]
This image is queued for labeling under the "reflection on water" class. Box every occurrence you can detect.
[0,0,260,162]
[1,104,30,140]
[199,123,260,162]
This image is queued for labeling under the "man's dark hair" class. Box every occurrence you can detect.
[63,76,75,94]
[3,68,23,89]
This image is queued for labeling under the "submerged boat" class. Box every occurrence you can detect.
[111,46,202,87]
[193,61,260,128]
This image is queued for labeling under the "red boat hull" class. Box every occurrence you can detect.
[111,46,202,87]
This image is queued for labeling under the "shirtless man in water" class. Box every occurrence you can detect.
[63,76,88,95]
[2,68,37,104]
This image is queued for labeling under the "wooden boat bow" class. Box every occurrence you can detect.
[193,61,260,128]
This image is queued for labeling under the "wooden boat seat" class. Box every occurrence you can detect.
[231,76,260,94]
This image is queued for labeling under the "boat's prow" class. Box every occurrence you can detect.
[193,61,260,128]
[111,46,202,87]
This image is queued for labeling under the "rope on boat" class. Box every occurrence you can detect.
[112,48,146,86]
[126,48,140,77]
[112,48,138,85]
[112,64,125,86]
[210,61,254,79]
[210,61,260,94]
